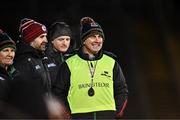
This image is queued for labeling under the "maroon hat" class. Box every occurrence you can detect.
[19,18,47,43]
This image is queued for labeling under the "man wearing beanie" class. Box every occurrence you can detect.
[52,17,128,119]
[45,22,76,69]
[13,18,59,118]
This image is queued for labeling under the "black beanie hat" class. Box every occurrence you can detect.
[0,29,16,51]
[80,17,105,44]
[48,22,72,41]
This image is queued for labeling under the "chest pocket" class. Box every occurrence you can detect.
[28,58,48,87]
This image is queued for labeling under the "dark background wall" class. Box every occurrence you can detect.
[1,0,180,118]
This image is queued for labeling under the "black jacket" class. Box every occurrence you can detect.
[52,47,128,119]
[0,66,16,102]
[45,36,76,67]
[14,41,58,94]
[0,66,16,118]
[0,66,49,119]
[45,38,76,85]
[0,47,50,119]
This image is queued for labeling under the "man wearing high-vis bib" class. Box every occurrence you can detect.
[52,17,128,119]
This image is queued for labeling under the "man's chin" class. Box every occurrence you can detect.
[92,48,101,53]
[41,46,46,51]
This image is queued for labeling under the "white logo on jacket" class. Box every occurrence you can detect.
[0,76,5,81]
[47,63,56,68]
[35,65,41,70]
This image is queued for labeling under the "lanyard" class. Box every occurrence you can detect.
[87,61,98,96]
[87,61,98,78]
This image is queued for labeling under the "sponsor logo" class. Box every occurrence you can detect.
[47,63,56,67]
[0,76,5,81]
[101,71,111,78]
[78,82,109,89]
[35,65,41,70]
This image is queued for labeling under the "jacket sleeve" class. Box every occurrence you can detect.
[51,62,71,111]
[0,75,10,101]
[113,61,128,118]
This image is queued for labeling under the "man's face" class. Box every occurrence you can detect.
[30,33,48,51]
[83,34,103,55]
[52,36,71,53]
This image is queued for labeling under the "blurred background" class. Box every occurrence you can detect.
[0,0,180,119]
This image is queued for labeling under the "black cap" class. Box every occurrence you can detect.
[48,22,72,41]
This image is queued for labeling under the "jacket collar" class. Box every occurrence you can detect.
[77,46,103,61]
[16,40,44,58]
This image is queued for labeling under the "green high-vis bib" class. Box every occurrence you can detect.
[66,54,116,114]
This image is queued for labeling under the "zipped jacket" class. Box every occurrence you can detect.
[52,47,128,119]
[14,41,58,94]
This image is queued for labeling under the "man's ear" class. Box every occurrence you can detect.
[30,41,34,47]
